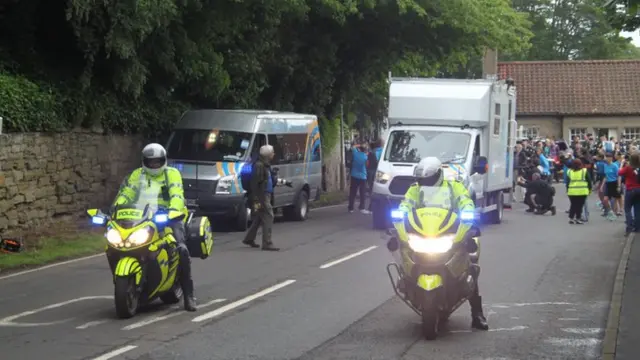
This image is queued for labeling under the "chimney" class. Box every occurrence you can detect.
[482,49,498,80]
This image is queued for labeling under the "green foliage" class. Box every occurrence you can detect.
[0,0,533,134]
[605,0,640,31]
[0,73,65,132]
[509,0,640,61]
[319,116,341,157]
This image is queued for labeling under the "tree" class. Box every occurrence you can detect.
[508,0,640,61]
[605,0,640,31]
[0,0,532,134]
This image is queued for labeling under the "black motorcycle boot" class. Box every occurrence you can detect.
[182,278,197,312]
[469,295,489,330]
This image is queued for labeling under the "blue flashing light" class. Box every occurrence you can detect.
[92,216,105,225]
[154,214,169,223]
[460,210,475,221]
[390,209,404,220]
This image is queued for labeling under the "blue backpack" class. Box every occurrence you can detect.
[240,161,255,192]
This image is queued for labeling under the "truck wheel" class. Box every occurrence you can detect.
[372,202,388,230]
[284,190,309,221]
[485,192,504,224]
[235,201,250,231]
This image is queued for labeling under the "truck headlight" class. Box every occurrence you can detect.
[408,234,454,254]
[376,171,390,184]
[216,175,235,194]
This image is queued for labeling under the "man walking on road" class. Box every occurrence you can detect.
[242,145,280,251]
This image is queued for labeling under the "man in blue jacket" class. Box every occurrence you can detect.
[349,141,370,214]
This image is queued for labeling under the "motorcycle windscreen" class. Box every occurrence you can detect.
[409,186,459,236]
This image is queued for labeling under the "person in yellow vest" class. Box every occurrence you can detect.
[566,158,592,224]
[113,143,197,311]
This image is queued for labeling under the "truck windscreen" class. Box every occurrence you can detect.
[384,130,471,163]
[167,129,253,162]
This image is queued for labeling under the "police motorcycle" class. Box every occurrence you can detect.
[87,186,213,319]
[385,186,480,340]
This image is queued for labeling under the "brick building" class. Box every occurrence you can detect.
[497,60,640,141]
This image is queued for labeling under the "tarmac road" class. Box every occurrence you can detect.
[0,192,626,360]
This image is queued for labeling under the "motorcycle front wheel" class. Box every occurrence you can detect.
[421,295,440,340]
[114,276,139,319]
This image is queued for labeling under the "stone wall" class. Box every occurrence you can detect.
[0,132,144,232]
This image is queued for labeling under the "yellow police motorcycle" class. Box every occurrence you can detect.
[386,190,480,340]
[87,190,212,319]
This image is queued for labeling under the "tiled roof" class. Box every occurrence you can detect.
[497,60,640,116]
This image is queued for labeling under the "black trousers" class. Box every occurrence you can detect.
[348,177,367,211]
[568,195,587,220]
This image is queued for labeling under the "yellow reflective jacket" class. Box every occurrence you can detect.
[398,180,475,243]
[114,167,186,217]
[399,180,474,213]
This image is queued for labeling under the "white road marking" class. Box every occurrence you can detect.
[0,296,113,327]
[319,246,378,269]
[91,345,137,360]
[561,328,603,334]
[0,253,104,281]
[558,318,581,321]
[450,325,528,333]
[76,320,110,329]
[123,298,226,330]
[489,302,575,308]
[544,337,601,357]
[192,280,296,323]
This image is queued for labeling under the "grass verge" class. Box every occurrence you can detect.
[310,190,348,208]
[0,233,105,272]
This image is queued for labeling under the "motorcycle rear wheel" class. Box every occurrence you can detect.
[160,281,183,305]
[115,276,139,319]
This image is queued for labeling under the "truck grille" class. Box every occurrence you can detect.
[388,176,415,195]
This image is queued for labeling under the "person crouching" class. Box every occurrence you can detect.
[517,173,556,215]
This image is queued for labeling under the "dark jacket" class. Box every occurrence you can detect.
[249,156,270,206]
[521,179,555,197]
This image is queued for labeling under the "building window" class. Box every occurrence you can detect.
[523,126,539,139]
[624,128,640,141]
[493,104,501,135]
[570,128,587,140]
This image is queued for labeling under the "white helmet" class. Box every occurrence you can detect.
[413,157,443,186]
[141,143,167,176]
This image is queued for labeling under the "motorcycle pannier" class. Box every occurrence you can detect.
[186,216,213,259]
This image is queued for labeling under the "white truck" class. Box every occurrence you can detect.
[370,77,517,229]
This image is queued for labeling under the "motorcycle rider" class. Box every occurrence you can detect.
[398,156,489,331]
[112,143,197,312]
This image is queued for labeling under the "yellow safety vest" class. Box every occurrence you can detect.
[567,168,589,196]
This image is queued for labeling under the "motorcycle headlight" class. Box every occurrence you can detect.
[106,229,123,245]
[128,228,151,246]
[408,234,454,254]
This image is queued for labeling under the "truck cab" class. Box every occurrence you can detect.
[370,77,517,229]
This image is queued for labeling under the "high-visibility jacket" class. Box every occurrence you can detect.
[114,167,187,218]
[567,168,589,196]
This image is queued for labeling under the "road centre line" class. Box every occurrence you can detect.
[192,279,296,323]
[0,295,113,326]
[123,298,226,330]
[76,319,110,329]
[319,246,378,269]
[91,345,137,360]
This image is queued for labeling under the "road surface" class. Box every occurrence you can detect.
[0,193,625,360]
